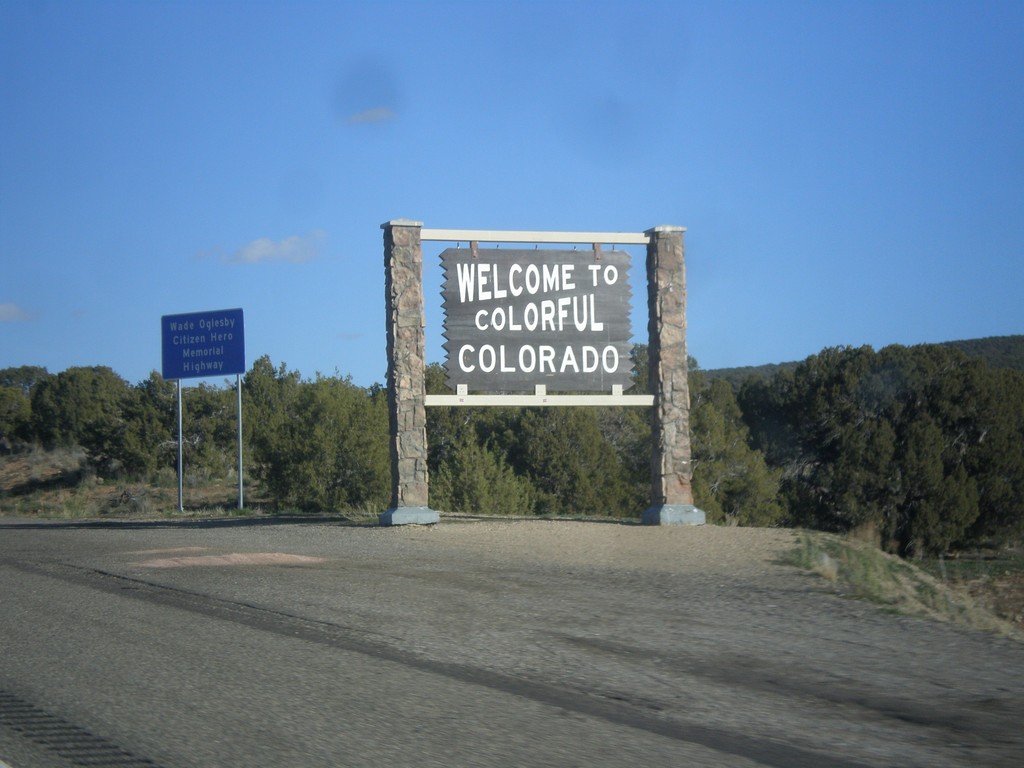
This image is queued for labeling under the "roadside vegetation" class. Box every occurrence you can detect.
[783,532,1022,637]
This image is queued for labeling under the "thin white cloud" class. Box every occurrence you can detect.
[0,303,30,322]
[192,245,225,261]
[347,106,396,124]
[225,230,327,264]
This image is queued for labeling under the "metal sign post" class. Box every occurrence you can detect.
[177,379,183,512]
[236,373,243,509]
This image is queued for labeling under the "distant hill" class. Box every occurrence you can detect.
[702,361,800,390]
[942,335,1024,372]
[705,334,1024,389]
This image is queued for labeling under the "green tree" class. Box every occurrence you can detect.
[1,366,52,448]
[966,367,1024,541]
[243,355,301,487]
[179,382,237,481]
[595,404,650,510]
[134,371,178,470]
[426,362,540,516]
[425,362,478,476]
[255,372,389,513]
[431,433,536,516]
[630,343,650,394]
[506,408,637,516]
[0,365,50,396]
[690,373,783,526]
[0,386,33,448]
[897,417,979,555]
[738,344,1020,554]
[29,366,156,476]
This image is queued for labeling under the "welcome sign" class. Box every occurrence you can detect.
[440,248,634,392]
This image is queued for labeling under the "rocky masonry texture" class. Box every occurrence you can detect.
[383,220,429,508]
[646,226,694,506]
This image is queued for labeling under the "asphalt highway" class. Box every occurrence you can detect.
[1,517,1022,767]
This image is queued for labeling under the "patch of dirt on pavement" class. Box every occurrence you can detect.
[134,552,328,568]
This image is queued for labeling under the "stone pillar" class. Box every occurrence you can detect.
[642,225,705,525]
[380,219,438,526]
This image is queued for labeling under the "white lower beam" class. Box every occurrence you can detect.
[424,393,654,407]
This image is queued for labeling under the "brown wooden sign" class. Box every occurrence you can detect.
[440,248,634,392]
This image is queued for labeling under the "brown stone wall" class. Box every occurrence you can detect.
[645,226,695,506]
[383,220,429,508]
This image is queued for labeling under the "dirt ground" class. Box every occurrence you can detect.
[423,517,798,576]
[964,569,1024,627]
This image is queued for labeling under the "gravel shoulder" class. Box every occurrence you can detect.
[403,517,801,575]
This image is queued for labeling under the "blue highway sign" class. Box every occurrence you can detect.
[161,308,245,380]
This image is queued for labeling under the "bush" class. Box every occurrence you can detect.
[253,373,389,513]
[431,435,535,516]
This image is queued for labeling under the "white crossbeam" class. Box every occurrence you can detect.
[420,228,653,245]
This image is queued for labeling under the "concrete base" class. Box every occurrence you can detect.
[641,504,706,526]
[379,507,440,526]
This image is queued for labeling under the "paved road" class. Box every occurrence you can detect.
[1,517,1022,767]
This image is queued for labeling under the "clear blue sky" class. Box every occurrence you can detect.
[2,0,1022,387]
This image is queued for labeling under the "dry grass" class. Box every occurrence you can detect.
[919,549,1024,630]
[783,532,1021,639]
[0,449,259,519]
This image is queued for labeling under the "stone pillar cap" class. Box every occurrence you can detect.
[381,219,424,229]
[644,225,687,235]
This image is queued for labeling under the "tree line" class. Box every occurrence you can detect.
[2,341,1022,556]
[704,334,1024,391]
